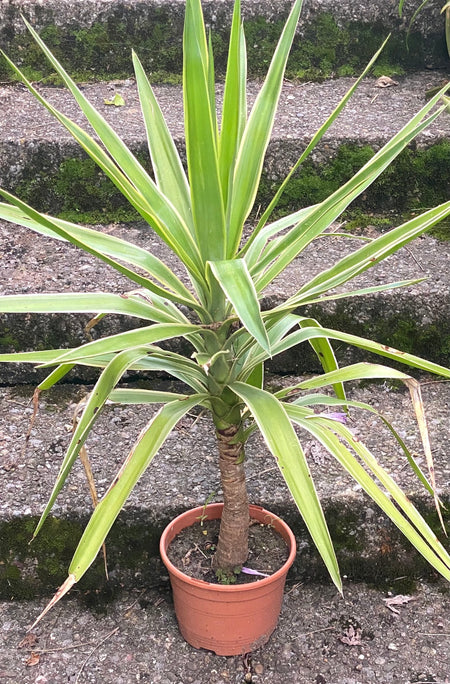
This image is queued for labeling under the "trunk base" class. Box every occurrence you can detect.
[212,425,249,571]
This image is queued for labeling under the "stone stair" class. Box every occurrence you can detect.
[0,0,448,86]
[0,0,449,680]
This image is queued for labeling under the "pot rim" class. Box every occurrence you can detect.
[160,502,297,592]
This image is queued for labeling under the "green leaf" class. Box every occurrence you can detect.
[219,0,247,207]
[0,350,74,364]
[244,205,317,272]
[226,0,303,256]
[2,41,204,281]
[38,365,75,391]
[244,362,264,389]
[275,391,438,498]
[242,36,390,254]
[135,352,208,393]
[33,347,152,538]
[38,322,203,366]
[231,381,342,591]
[0,292,185,324]
[132,51,192,229]
[270,324,450,379]
[298,318,346,403]
[183,0,226,262]
[296,362,411,389]
[0,347,209,393]
[108,388,189,403]
[290,202,450,305]
[209,259,270,354]
[255,84,449,290]
[231,313,300,378]
[287,410,450,581]
[0,190,203,313]
[0,203,199,309]
[282,278,426,309]
[68,395,203,581]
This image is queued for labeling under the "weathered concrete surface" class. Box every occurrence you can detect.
[2,0,443,33]
[0,377,449,596]
[1,217,449,384]
[0,0,447,81]
[0,73,449,212]
[1,579,449,683]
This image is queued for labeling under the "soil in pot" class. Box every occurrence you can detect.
[166,515,289,585]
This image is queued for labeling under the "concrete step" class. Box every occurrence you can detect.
[0,215,449,384]
[0,73,449,219]
[1,579,449,682]
[0,0,448,86]
[1,378,449,599]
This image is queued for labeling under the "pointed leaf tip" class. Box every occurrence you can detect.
[28,574,76,631]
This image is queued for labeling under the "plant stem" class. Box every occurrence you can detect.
[212,424,249,571]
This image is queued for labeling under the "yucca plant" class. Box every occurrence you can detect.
[1,0,450,625]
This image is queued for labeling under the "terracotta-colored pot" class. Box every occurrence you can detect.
[160,503,297,655]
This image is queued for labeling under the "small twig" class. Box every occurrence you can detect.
[194,543,208,559]
[22,641,97,655]
[124,589,148,614]
[417,632,450,636]
[404,244,426,272]
[74,627,119,683]
[247,466,277,480]
[294,626,335,640]
[189,408,208,427]
[329,221,346,233]
[284,581,304,595]
[21,387,41,459]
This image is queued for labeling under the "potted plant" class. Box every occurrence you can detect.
[0,0,449,656]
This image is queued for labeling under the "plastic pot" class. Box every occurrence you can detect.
[160,503,297,655]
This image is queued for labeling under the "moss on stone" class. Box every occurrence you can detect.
[0,10,446,84]
[15,155,142,223]
[11,140,450,227]
[268,498,449,587]
[305,301,450,369]
[257,141,450,220]
[1,496,447,600]
[0,7,185,84]
[427,218,450,240]
[0,331,21,351]
[0,514,160,600]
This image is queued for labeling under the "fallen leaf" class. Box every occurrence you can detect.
[375,76,399,88]
[339,625,362,646]
[104,93,125,106]
[382,594,415,614]
[18,633,38,649]
[25,652,40,667]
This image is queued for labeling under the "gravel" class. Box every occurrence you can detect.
[1,578,449,683]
